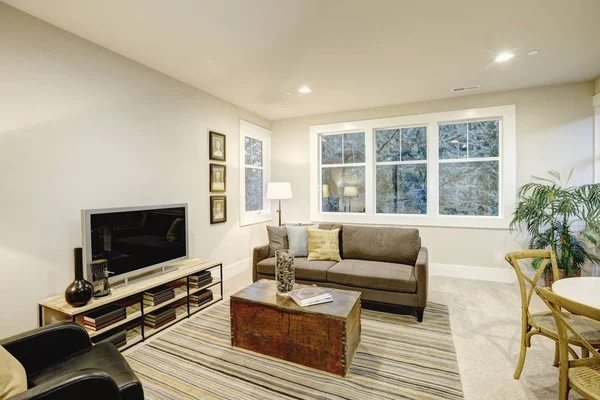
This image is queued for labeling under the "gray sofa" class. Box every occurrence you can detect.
[252,224,428,321]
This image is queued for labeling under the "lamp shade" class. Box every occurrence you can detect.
[343,186,358,197]
[266,182,293,200]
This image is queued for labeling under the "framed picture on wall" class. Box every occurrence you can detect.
[209,131,226,162]
[209,163,226,193]
[210,196,227,224]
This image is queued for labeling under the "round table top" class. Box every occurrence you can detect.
[552,277,600,310]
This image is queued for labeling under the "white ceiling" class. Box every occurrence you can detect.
[4,0,600,120]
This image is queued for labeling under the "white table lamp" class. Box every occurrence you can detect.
[267,182,293,226]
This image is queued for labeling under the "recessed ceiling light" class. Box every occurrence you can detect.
[495,52,514,62]
[298,86,312,94]
[285,91,292,95]
[528,50,539,56]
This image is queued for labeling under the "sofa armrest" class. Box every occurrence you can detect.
[9,369,120,400]
[252,244,270,282]
[0,323,92,377]
[415,247,429,308]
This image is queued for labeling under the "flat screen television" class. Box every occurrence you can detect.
[82,204,188,283]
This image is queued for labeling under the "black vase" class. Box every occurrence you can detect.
[64,247,93,307]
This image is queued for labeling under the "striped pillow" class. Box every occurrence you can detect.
[306,228,341,261]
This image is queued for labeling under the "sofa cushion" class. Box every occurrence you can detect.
[327,259,417,293]
[0,345,26,399]
[256,257,337,281]
[307,228,342,261]
[266,226,288,258]
[342,225,420,265]
[287,224,318,257]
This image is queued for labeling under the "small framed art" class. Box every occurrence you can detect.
[209,131,226,162]
[210,196,227,224]
[209,163,226,193]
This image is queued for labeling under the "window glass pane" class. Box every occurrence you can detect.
[375,129,400,162]
[245,167,263,211]
[401,127,427,161]
[321,134,343,165]
[321,166,365,213]
[251,138,263,166]
[468,120,499,158]
[343,132,365,164]
[439,161,499,216]
[439,123,467,159]
[244,137,252,165]
[376,164,427,214]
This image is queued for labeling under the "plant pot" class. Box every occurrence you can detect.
[544,269,567,287]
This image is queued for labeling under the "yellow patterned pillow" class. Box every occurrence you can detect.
[306,228,342,261]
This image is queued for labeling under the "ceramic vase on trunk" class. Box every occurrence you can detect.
[64,247,93,307]
[275,249,295,294]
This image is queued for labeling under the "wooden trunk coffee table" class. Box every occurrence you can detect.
[230,280,361,376]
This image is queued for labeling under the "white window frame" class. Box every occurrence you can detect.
[309,105,516,229]
[239,119,272,226]
[374,124,428,215]
[320,131,367,213]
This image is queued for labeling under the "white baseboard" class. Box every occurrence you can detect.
[430,262,522,283]
[223,258,251,280]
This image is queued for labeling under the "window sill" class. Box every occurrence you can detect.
[311,211,510,230]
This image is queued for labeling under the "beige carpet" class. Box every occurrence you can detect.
[126,301,463,399]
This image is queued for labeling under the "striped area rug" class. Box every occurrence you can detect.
[125,301,463,400]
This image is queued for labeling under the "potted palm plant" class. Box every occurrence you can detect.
[510,169,600,286]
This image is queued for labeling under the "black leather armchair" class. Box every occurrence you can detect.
[0,322,143,400]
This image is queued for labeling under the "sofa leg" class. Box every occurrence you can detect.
[416,309,424,322]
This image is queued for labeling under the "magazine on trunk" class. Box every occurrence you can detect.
[288,287,333,307]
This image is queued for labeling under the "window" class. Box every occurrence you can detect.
[239,120,271,226]
[309,105,516,229]
[375,127,427,214]
[320,132,366,213]
[438,121,499,216]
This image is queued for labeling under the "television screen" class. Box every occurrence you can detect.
[84,205,187,280]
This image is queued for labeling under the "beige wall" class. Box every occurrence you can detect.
[0,4,269,338]
[272,82,596,271]
[595,77,600,95]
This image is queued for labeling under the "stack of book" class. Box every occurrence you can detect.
[288,287,333,307]
[189,270,213,288]
[189,289,213,307]
[91,328,127,348]
[83,305,127,331]
[144,307,176,329]
[143,286,175,307]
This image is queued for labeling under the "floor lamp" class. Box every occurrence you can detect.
[267,182,293,226]
[343,186,358,212]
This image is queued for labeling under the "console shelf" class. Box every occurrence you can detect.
[38,258,223,351]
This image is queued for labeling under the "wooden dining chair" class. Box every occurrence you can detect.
[505,250,600,379]
[536,286,600,399]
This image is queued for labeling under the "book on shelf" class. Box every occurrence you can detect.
[288,287,333,307]
[144,307,177,328]
[145,315,176,329]
[84,313,127,331]
[91,328,127,347]
[189,289,213,307]
[83,305,126,325]
[189,271,213,288]
[143,287,175,306]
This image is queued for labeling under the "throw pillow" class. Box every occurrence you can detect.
[267,225,289,258]
[307,228,342,261]
[0,346,27,399]
[286,224,318,257]
[166,217,184,243]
